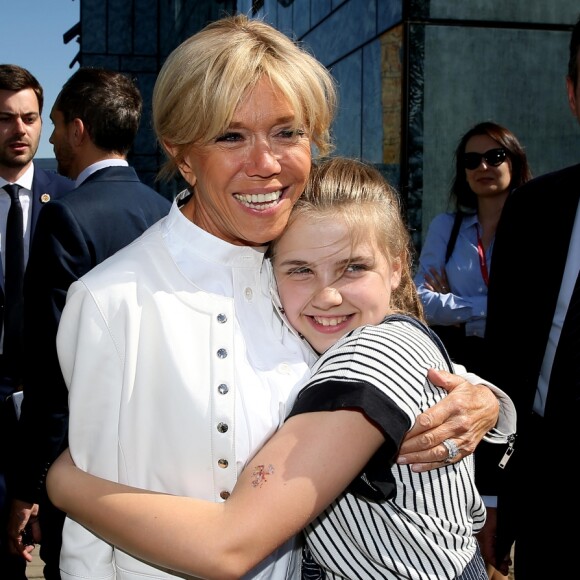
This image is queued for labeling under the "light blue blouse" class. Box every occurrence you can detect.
[413,211,491,338]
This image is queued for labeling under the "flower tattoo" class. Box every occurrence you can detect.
[251,464,275,487]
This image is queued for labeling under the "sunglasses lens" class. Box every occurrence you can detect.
[486,148,507,166]
[463,153,481,170]
[463,148,507,170]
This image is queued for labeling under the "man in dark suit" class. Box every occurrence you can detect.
[479,15,580,580]
[0,63,74,579]
[7,67,171,579]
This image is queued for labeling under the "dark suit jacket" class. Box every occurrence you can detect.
[0,167,72,576]
[12,166,171,504]
[0,167,74,389]
[483,163,580,560]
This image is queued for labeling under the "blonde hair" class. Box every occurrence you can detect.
[272,157,424,320]
[153,14,337,180]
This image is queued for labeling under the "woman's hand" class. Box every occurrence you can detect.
[397,369,499,471]
[424,266,450,294]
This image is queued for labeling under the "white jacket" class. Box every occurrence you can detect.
[57,200,315,579]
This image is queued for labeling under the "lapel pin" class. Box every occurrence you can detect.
[40,193,51,203]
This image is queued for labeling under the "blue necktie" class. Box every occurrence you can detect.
[3,183,24,380]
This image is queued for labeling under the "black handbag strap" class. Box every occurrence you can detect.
[445,211,464,263]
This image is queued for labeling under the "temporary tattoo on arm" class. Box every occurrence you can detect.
[251,464,275,487]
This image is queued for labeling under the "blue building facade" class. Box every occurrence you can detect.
[65,0,580,248]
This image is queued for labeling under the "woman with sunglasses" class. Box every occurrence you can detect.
[413,121,532,580]
[414,121,531,371]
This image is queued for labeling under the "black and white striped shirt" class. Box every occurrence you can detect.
[289,315,486,579]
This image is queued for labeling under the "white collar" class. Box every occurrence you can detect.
[75,159,129,187]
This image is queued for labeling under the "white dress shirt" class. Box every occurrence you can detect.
[0,163,34,353]
[535,199,580,415]
[74,158,128,187]
[0,163,34,275]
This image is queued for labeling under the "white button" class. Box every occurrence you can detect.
[244,287,253,300]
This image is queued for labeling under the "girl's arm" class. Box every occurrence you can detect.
[48,409,385,580]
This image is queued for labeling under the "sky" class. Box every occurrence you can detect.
[2,0,80,158]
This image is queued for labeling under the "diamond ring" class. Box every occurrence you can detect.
[442,439,459,463]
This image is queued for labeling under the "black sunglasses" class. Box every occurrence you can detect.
[463,148,507,170]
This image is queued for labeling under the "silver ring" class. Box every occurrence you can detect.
[442,439,459,463]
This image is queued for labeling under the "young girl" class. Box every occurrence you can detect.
[48,157,490,579]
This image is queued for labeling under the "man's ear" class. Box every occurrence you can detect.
[70,118,85,147]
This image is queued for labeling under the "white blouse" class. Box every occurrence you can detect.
[57,195,316,580]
